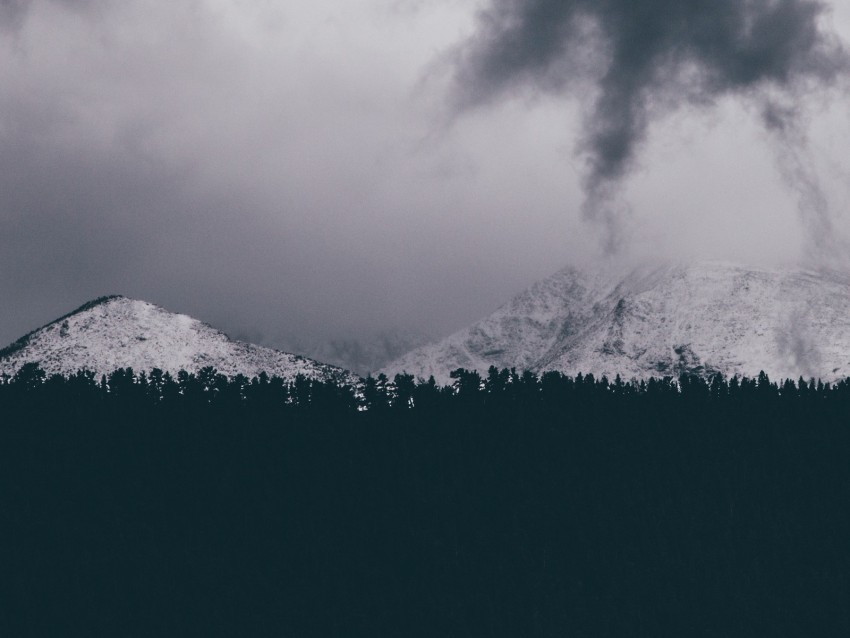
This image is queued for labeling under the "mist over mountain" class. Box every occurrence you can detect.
[277,329,433,378]
[0,295,357,385]
[382,261,850,384]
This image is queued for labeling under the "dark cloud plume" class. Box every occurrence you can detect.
[452,0,850,252]
[759,96,842,263]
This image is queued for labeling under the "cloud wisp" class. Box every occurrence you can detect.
[451,0,850,253]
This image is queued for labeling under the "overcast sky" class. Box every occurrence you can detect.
[2,0,850,351]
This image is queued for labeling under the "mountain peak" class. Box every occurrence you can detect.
[69,294,127,310]
[0,296,358,384]
[382,260,850,384]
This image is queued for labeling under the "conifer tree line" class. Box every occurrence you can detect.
[3,362,850,636]
[6,361,850,414]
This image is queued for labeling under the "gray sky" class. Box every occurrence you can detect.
[2,0,850,352]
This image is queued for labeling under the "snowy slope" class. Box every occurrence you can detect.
[382,262,850,384]
[0,296,359,384]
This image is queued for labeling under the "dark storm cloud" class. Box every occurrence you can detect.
[452,0,850,251]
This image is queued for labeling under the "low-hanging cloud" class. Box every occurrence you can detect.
[451,0,850,252]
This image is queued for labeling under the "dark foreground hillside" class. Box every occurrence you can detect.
[2,367,850,636]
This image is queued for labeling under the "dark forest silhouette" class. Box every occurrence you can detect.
[3,364,850,636]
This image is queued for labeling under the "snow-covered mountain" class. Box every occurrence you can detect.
[382,261,850,384]
[0,295,359,385]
